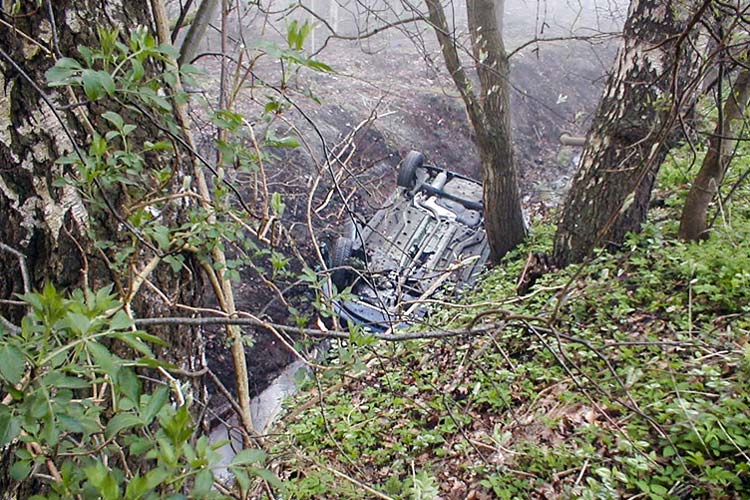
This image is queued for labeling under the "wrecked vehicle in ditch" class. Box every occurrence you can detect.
[326,151,490,330]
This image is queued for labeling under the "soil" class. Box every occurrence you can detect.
[193,14,620,400]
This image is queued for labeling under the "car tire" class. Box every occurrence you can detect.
[330,236,353,289]
[397,151,424,189]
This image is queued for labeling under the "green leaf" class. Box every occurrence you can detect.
[10,460,31,481]
[212,109,244,131]
[57,375,92,389]
[100,470,120,500]
[192,469,214,496]
[129,58,145,82]
[125,475,149,499]
[45,57,82,85]
[97,26,119,57]
[110,309,134,331]
[249,467,284,488]
[87,341,120,377]
[265,134,299,148]
[233,467,251,493]
[143,140,172,152]
[41,413,59,445]
[55,152,84,165]
[41,372,90,389]
[131,331,168,347]
[129,436,154,456]
[82,69,105,100]
[140,88,171,111]
[116,367,141,402]
[144,466,170,489]
[306,59,333,72]
[230,448,267,466]
[66,312,92,334]
[89,133,108,158]
[0,411,20,446]
[180,63,202,75]
[97,71,115,96]
[157,436,177,465]
[155,43,178,59]
[113,332,154,358]
[57,414,86,433]
[265,100,281,113]
[105,412,142,439]
[150,224,170,250]
[18,291,43,313]
[164,254,185,273]
[271,192,286,217]
[0,345,25,385]
[30,394,49,419]
[137,357,174,370]
[102,111,124,130]
[142,386,169,424]
[650,484,668,496]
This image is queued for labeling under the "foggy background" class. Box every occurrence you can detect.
[170,0,632,209]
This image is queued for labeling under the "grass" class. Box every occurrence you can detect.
[267,150,750,499]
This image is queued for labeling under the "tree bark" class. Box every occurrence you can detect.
[425,0,526,262]
[0,0,205,390]
[467,0,526,260]
[679,67,750,240]
[552,0,706,266]
[177,0,220,65]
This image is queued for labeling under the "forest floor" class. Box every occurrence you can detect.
[267,150,750,499]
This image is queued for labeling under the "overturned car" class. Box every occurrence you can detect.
[326,151,490,330]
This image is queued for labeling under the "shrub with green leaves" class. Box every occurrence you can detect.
[0,285,278,498]
[270,144,750,499]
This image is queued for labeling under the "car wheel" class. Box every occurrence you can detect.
[397,151,424,189]
[330,236,353,289]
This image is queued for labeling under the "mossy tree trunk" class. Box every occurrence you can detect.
[679,67,750,240]
[552,0,706,266]
[425,0,526,263]
[0,0,205,386]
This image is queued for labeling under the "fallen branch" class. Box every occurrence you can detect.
[132,315,702,348]
[134,315,497,340]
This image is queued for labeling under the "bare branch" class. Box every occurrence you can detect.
[0,242,30,295]
[133,314,702,348]
[423,0,482,127]
[0,315,21,335]
[507,32,620,59]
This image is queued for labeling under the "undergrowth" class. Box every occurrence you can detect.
[270,150,750,499]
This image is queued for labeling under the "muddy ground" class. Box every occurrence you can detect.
[192,10,621,398]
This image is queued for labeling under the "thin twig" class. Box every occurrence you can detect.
[0,242,31,294]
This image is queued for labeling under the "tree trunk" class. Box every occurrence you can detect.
[552,0,706,266]
[494,0,505,38]
[178,0,220,65]
[467,0,526,261]
[679,67,750,240]
[425,0,526,262]
[0,0,205,387]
